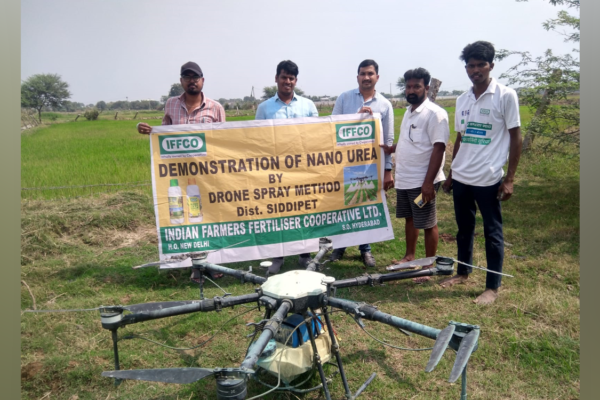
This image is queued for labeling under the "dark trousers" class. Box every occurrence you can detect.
[337,244,371,253]
[452,179,504,289]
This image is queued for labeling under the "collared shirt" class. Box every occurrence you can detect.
[452,77,521,186]
[332,89,394,170]
[395,98,449,190]
[255,92,319,120]
[162,93,226,126]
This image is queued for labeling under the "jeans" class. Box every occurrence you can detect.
[452,179,504,290]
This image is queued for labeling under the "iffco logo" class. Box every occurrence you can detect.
[336,121,375,145]
[159,133,207,158]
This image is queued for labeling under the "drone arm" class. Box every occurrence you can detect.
[332,268,440,289]
[199,262,267,285]
[306,238,333,272]
[103,293,260,330]
[327,297,441,341]
[240,299,292,370]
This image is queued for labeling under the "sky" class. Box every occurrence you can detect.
[21,0,579,105]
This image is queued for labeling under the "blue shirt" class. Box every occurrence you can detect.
[255,92,319,120]
[332,89,394,170]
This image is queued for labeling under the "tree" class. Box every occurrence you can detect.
[168,83,184,98]
[396,77,406,97]
[499,0,579,150]
[57,101,84,112]
[262,86,305,100]
[451,90,465,96]
[262,86,278,100]
[21,73,71,123]
[109,100,128,110]
[96,101,107,112]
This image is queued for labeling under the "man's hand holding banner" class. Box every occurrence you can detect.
[150,114,394,265]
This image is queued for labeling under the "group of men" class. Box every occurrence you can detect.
[137,40,522,305]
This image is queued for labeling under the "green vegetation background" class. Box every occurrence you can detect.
[21,106,578,400]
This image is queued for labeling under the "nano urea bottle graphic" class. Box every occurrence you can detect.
[186,178,203,223]
[168,179,184,225]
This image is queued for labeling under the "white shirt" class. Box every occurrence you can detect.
[395,98,449,190]
[452,78,521,186]
[332,89,395,170]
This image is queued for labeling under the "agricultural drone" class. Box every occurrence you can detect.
[349,175,373,184]
[26,237,512,399]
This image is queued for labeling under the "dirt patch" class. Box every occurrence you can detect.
[120,294,132,303]
[21,362,43,380]
[90,357,109,367]
[440,233,456,243]
[66,361,79,372]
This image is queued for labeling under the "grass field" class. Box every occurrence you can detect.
[22,106,531,200]
[21,110,579,399]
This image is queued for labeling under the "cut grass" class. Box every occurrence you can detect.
[21,110,578,399]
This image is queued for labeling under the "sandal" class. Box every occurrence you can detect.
[412,265,434,284]
[209,272,224,279]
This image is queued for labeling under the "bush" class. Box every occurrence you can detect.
[44,112,60,121]
[83,109,99,121]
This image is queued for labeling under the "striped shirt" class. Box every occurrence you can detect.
[162,93,226,125]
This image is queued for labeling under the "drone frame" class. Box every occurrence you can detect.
[98,238,481,400]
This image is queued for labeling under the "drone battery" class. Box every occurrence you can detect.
[274,313,324,348]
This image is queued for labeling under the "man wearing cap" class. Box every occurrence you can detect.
[137,62,226,284]
[328,59,394,268]
[137,61,225,134]
[255,60,318,275]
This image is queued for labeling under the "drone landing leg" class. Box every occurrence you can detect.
[304,312,332,400]
[461,364,468,400]
[320,308,352,399]
[110,329,122,386]
[192,267,205,300]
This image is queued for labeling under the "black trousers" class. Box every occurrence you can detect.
[452,179,504,289]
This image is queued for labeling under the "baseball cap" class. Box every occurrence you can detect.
[180,61,203,77]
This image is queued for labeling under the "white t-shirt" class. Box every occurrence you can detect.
[452,78,520,187]
[395,98,450,190]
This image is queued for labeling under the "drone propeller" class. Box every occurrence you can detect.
[425,324,456,372]
[122,300,204,314]
[449,328,480,383]
[386,256,514,278]
[102,367,255,384]
[133,239,250,269]
[23,300,204,315]
[102,367,216,384]
[385,257,437,271]
[450,258,514,278]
